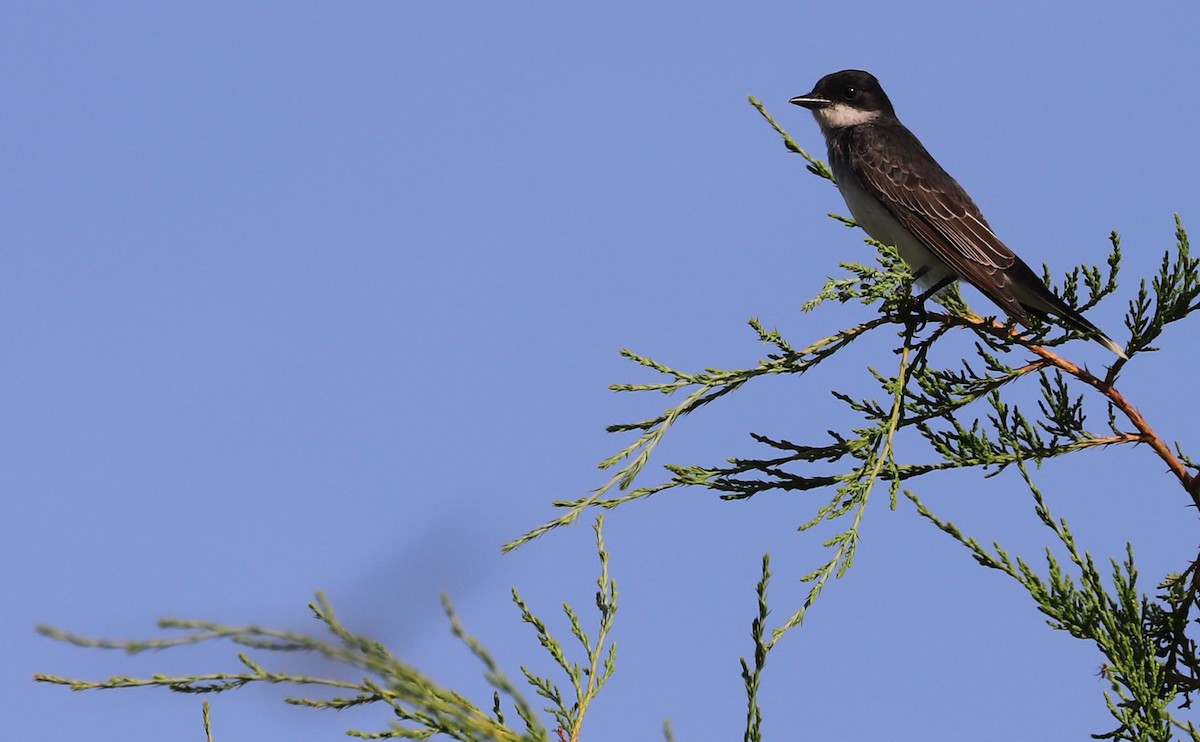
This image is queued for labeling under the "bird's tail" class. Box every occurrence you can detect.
[1021,289,1128,360]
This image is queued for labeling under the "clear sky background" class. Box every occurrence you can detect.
[7,4,1200,741]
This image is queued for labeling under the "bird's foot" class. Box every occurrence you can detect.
[891,297,930,355]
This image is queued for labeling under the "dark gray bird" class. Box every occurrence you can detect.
[790,69,1126,359]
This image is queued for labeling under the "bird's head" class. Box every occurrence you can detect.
[790,70,895,130]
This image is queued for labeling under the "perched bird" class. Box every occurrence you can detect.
[790,69,1126,359]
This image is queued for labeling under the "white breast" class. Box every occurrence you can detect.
[832,161,954,291]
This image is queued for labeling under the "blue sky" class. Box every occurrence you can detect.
[7,4,1200,740]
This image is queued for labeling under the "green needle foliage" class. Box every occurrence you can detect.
[36,518,619,741]
[508,98,1200,739]
[36,98,1200,740]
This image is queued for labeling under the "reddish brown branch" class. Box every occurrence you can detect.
[926,311,1200,507]
[1025,343,1198,507]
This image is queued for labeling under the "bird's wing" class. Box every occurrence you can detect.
[847,125,1031,323]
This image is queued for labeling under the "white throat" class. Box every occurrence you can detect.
[816,102,879,129]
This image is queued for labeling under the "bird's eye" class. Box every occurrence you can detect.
[842,87,859,101]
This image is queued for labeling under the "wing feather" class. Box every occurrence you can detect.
[845,125,1031,323]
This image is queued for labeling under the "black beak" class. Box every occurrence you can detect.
[789,93,830,110]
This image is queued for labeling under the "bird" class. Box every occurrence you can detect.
[789,69,1127,359]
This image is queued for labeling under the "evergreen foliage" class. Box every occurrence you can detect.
[36,99,1200,742]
